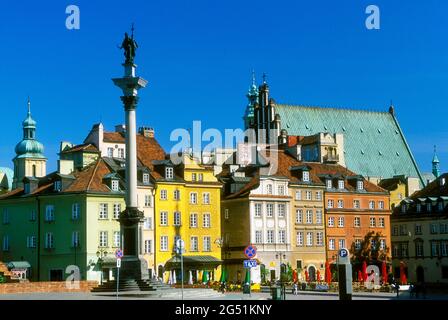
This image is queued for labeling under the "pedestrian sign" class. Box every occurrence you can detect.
[115,249,123,259]
[244,245,257,259]
[243,259,257,268]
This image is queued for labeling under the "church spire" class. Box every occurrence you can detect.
[243,71,259,130]
[432,145,440,178]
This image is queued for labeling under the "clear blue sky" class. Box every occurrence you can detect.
[0,0,446,174]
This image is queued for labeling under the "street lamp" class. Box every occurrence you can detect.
[275,251,287,300]
[176,239,185,300]
[96,249,108,285]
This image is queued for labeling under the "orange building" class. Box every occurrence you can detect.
[304,164,392,264]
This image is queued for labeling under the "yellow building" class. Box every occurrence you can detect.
[152,154,223,283]
[379,175,418,209]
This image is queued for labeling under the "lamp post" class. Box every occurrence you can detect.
[176,239,185,300]
[275,251,287,300]
[96,249,108,285]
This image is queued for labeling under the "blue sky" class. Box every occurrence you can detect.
[0,0,446,174]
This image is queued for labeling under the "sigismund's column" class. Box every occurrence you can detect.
[112,29,148,280]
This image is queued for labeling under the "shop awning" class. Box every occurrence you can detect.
[164,255,222,271]
[7,261,31,269]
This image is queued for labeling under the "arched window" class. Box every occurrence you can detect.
[32,165,36,177]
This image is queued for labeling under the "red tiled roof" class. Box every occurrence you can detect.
[104,132,125,143]
[65,159,112,193]
[61,143,99,154]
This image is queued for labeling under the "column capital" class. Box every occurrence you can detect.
[121,96,140,111]
[119,207,144,226]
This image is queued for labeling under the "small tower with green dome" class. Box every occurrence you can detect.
[243,71,259,130]
[12,98,47,189]
[432,145,440,178]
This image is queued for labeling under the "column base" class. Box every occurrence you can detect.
[119,256,149,281]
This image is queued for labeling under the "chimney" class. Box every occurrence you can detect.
[139,126,154,138]
[115,124,126,133]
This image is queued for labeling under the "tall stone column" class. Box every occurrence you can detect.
[112,34,148,280]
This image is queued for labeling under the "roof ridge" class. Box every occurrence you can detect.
[277,103,390,114]
[86,159,101,191]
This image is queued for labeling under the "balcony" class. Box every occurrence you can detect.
[323,154,339,163]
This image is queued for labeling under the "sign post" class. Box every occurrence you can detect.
[176,239,185,301]
[115,249,123,300]
[243,245,257,296]
[337,248,352,300]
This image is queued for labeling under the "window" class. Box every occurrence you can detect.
[2,209,9,224]
[338,217,345,227]
[254,203,262,218]
[431,241,439,257]
[415,224,422,235]
[173,190,181,201]
[190,237,199,251]
[72,231,80,248]
[224,209,229,220]
[401,243,409,258]
[192,173,197,181]
[278,230,286,244]
[416,204,422,213]
[43,232,54,249]
[306,232,313,246]
[431,224,438,234]
[379,201,385,210]
[353,200,360,209]
[99,231,108,248]
[278,204,286,218]
[393,225,399,236]
[337,200,344,208]
[316,191,322,201]
[144,240,152,254]
[30,210,36,222]
[355,239,362,250]
[316,232,323,246]
[329,239,335,250]
[144,217,152,229]
[296,209,303,224]
[113,203,121,219]
[427,203,432,212]
[107,147,114,157]
[190,192,198,204]
[338,180,345,190]
[2,236,9,251]
[165,167,174,179]
[111,180,119,191]
[415,241,424,257]
[354,217,361,227]
[296,232,303,246]
[278,185,285,195]
[316,210,322,224]
[203,213,211,228]
[399,225,407,235]
[370,217,376,227]
[326,179,333,189]
[266,184,273,195]
[393,244,399,258]
[401,205,406,213]
[190,213,198,228]
[442,241,448,257]
[371,239,377,250]
[99,204,108,220]
[202,193,210,204]
[54,181,62,192]
[255,231,263,244]
[27,236,37,248]
[306,210,313,224]
[160,236,168,251]
[266,230,274,243]
[369,201,375,209]
[45,205,55,222]
[173,212,181,226]
[438,202,444,211]
[112,231,120,247]
[379,217,385,228]
[328,217,335,227]
[440,223,448,234]
[142,173,150,185]
[72,203,80,220]
[198,173,203,182]
[300,171,309,182]
[357,180,364,190]
[306,191,312,200]
[266,204,274,217]
[160,189,168,200]
[338,239,346,249]
[160,211,168,226]
[295,191,302,200]
[144,194,152,207]
[118,148,125,158]
[203,236,211,252]
[327,199,334,208]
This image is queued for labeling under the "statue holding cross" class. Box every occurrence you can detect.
[120,25,138,64]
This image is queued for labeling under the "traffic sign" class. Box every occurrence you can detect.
[339,248,348,258]
[115,249,123,258]
[244,245,257,259]
[243,259,257,268]
[116,258,121,268]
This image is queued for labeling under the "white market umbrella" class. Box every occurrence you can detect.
[172,270,177,284]
[168,271,173,285]
[188,271,193,285]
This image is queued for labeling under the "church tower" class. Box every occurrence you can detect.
[243,71,259,130]
[12,98,47,189]
[432,145,440,178]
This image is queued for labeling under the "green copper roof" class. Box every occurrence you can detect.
[275,104,423,184]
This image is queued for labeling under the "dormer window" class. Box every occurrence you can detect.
[192,173,197,181]
[165,167,173,180]
[326,179,332,189]
[401,205,406,213]
[143,173,150,185]
[54,181,62,192]
[426,203,432,212]
[338,180,345,190]
[266,184,273,195]
[357,180,364,190]
[111,180,119,191]
[438,202,444,212]
[302,171,310,182]
[416,204,421,213]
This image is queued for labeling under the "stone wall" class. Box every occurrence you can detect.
[0,281,97,294]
